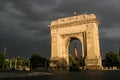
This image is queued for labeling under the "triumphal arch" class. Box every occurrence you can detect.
[49,14,102,70]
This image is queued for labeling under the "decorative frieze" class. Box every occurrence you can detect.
[86,23,94,30]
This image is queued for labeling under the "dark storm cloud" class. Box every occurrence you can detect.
[53,0,120,27]
[7,0,63,22]
[0,0,53,57]
[0,0,120,58]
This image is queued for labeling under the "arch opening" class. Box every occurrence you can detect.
[68,37,85,67]
[69,38,82,57]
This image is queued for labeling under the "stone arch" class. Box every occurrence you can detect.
[64,35,84,65]
[49,14,103,70]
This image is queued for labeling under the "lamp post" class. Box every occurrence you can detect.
[116,45,120,68]
[10,60,12,68]
[15,58,17,70]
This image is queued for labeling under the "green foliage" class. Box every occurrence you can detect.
[3,57,30,69]
[0,53,5,68]
[30,53,48,69]
[15,56,30,67]
[78,56,85,67]
[4,59,10,68]
[69,54,76,66]
[102,51,119,67]
[69,54,85,67]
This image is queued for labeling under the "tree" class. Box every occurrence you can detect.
[69,54,76,66]
[69,54,85,67]
[0,53,5,68]
[15,56,30,68]
[78,56,85,67]
[103,51,119,67]
[3,56,30,70]
[30,53,48,69]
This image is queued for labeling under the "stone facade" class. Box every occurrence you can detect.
[49,14,102,70]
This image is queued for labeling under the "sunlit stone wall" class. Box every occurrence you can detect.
[49,14,102,70]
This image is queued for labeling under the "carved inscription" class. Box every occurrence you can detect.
[87,59,98,64]
[59,27,85,35]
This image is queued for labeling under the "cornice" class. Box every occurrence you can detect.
[49,14,99,29]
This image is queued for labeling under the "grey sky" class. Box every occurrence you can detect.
[0,0,120,58]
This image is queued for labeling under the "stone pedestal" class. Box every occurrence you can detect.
[49,57,68,70]
[85,57,103,70]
